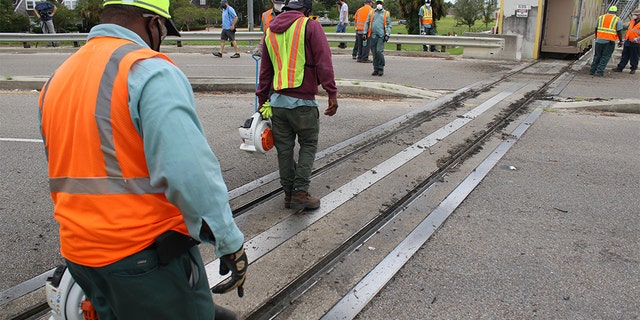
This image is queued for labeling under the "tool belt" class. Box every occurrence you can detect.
[151,230,200,265]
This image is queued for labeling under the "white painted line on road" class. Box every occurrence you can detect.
[323,104,548,320]
[0,138,43,143]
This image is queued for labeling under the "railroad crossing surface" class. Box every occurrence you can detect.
[1,45,639,319]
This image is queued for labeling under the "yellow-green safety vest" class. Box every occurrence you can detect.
[265,17,309,91]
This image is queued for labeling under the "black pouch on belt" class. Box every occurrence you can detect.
[154,230,200,265]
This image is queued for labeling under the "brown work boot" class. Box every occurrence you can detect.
[290,190,320,212]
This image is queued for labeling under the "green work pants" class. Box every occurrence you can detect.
[66,246,215,320]
[271,106,320,194]
[370,35,386,72]
[590,41,616,75]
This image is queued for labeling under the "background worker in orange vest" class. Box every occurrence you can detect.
[352,0,373,62]
[37,0,246,318]
[613,9,640,74]
[253,0,286,56]
[418,0,435,52]
[256,0,339,213]
[363,0,392,76]
[590,6,623,76]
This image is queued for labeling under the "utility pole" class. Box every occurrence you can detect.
[247,0,254,31]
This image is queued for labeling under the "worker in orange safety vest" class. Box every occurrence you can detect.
[613,9,640,74]
[253,0,286,56]
[418,0,436,52]
[590,5,623,76]
[38,0,246,318]
[352,0,373,62]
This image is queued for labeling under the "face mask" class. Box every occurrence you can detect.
[425,3,430,6]
[274,3,284,11]
[376,4,382,10]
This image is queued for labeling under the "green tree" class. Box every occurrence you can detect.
[0,0,30,32]
[397,0,446,35]
[76,0,103,32]
[48,4,81,32]
[480,0,497,29]
[454,0,482,31]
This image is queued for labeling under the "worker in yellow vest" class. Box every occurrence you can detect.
[38,0,246,318]
[257,0,339,213]
[363,0,391,76]
[613,9,640,74]
[590,6,623,76]
[352,0,373,62]
[418,0,435,52]
[253,0,286,56]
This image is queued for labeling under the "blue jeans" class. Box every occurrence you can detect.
[336,23,347,48]
[590,41,616,75]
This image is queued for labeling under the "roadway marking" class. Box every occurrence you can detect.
[0,138,43,143]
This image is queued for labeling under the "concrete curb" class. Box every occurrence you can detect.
[552,98,640,114]
[0,76,445,99]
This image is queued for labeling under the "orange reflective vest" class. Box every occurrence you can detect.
[265,17,309,90]
[420,5,433,25]
[354,5,373,32]
[597,13,620,41]
[367,10,390,37]
[261,9,276,31]
[625,19,640,42]
[38,37,189,267]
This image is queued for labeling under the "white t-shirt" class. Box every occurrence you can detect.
[339,3,348,24]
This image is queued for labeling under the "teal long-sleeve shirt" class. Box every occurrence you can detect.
[73,24,243,257]
[364,9,392,38]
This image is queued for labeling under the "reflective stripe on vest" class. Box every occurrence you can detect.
[625,20,640,42]
[367,10,389,37]
[38,37,188,267]
[262,9,275,31]
[354,5,372,31]
[597,13,620,41]
[265,17,309,91]
[421,5,433,25]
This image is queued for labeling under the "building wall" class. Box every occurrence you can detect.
[499,0,542,59]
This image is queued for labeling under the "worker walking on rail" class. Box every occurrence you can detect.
[253,0,286,56]
[613,9,640,74]
[590,5,623,76]
[256,0,339,213]
[352,0,373,62]
[37,0,247,318]
[363,0,391,76]
[419,0,435,52]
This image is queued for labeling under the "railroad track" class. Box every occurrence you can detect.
[5,57,583,320]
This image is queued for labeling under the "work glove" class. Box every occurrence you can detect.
[259,101,272,119]
[211,246,248,297]
[253,45,262,56]
[383,35,389,43]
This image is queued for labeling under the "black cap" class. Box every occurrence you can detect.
[283,0,312,11]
